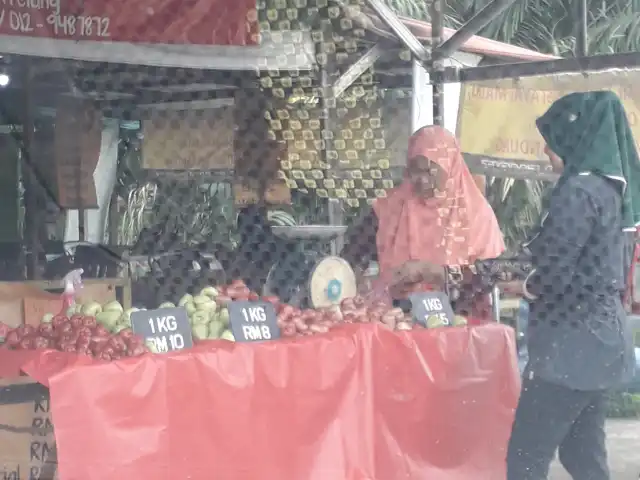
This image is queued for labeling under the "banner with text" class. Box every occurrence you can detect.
[0,0,257,45]
[457,70,640,180]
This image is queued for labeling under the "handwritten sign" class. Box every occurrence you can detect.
[409,291,455,328]
[28,394,54,480]
[228,301,278,342]
[0,0,111,40]
[131,307,193,353]
[22,295,61,328]
[142,108,234,171]
[0,379,56,480]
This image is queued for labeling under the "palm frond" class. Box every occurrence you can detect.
[588,10,640,53]
[486,178,551,252]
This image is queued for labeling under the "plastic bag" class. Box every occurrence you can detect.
[60,268,84,315]
[363,278,393,307]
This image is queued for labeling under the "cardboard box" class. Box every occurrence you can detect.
[0,377,57,480]
[0,296,25,329]
[0,280,123,327]
[0,284,60,328]
[23,297,62,327]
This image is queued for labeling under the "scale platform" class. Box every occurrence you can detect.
[271,225,347,240]
[263,253,356,308]
[308,256,357,308]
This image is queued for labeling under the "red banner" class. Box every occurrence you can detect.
[0,0,257,45]
[12,324,520,480]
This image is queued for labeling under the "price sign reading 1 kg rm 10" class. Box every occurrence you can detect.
[409,291,455,328]
[131,307,193,353]
[228,301,279,342]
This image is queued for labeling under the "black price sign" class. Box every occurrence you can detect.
[131,307,193,353]
[409,291,455,328]
[228,301,279,342]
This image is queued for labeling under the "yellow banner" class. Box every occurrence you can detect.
[457,71,640,178]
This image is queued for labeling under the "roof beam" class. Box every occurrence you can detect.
[432,0,519,59]
[442,52,640,83]
[332,43,384,98]
[136,98,234,111]
[364,0,428,61]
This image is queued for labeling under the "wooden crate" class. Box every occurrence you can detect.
[0,278,132,327]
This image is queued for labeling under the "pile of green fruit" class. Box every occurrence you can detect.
[160,286,235,342]
[44,300,141,335]
[43,287,235,343]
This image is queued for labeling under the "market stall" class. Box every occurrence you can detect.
[0,0,567,478]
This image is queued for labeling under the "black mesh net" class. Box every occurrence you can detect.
[0,0,640,476]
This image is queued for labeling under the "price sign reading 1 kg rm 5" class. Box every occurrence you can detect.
[409,291,455,328]
[131,307,193,353]
[228,301,279,342]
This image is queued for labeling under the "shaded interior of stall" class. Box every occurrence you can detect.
[0,0,555,324]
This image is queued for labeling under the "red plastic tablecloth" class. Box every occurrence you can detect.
[15,323,519,480]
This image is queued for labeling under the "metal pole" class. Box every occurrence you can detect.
[332,43,385,99]
[492,285,501,323]
[575,0,588,57]
[433,0,519,59]
[319,38,343,254]
[430,0,445,126]
[411,59,421,131]
[23,60,40,279]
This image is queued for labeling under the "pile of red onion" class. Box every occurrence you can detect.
[3,314,148,360]
[275,295,415,337]
[210,280,416,337]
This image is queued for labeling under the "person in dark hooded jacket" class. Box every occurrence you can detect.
[504,90,638,480]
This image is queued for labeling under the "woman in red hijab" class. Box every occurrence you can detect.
[342,125,505,323]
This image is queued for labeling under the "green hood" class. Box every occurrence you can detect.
[536,90,640,229]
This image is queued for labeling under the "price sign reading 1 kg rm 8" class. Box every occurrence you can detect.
[409,291,455,328]
[228,301,279,342]
[131,307,193,353]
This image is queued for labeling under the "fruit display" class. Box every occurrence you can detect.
[175,279,467,339]
[2,313,148,360]
[267,209,297,226]
[3,278,469,358]
[65,299,139,335]
[160,285,233,342]
[105,278,467,341]
[275,295,468,337]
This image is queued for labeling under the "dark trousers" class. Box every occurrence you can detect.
[506,374,609,480]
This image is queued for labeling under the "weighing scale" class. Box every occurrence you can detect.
[263,225,357,308]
